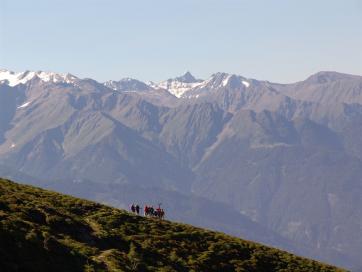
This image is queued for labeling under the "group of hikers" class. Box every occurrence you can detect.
[130,203,165,219]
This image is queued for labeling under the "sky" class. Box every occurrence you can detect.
[0,0,361,83]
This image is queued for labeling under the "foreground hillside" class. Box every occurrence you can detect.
[0,179,345,272]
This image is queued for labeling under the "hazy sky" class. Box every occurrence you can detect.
[1,0,361,83]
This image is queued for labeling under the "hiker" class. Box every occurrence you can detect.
[160,209,165,219]
[149,206,154,216]
[144,205,148,216]
[156,207,161,218]
[135,204,140,215]
[130,204,135,214]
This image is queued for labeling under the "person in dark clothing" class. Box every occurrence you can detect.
[135,204,140,215]
[131,204,135,213]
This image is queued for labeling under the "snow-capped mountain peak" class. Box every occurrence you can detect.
[148,72,252,98]
[190,72,251,91]
[0,69,78,87]
[150,72,204,98]
[210,72,248,86]
[104,78,152,92]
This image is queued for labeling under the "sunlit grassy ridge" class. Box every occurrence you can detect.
[0,179,347,272]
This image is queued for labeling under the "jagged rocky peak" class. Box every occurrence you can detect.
[174,71,202,83]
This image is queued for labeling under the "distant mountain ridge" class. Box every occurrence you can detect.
[2,69,361,102]
[0,68,362,270]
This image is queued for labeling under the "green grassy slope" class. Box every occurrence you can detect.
[0,179,347,272]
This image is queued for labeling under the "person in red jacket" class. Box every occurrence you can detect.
[156,207,161,218]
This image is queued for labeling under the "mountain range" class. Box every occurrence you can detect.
[0,179,345,272]
[0,68,361,271]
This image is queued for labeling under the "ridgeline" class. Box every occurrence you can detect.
[0,179,347,272]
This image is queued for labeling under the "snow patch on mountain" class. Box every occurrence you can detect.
[0,69,78,86]
[0,70,35,86]
[222,75,232,87]
[242,80,250,87]
[17,102,31,109]
[220,75,250,88]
